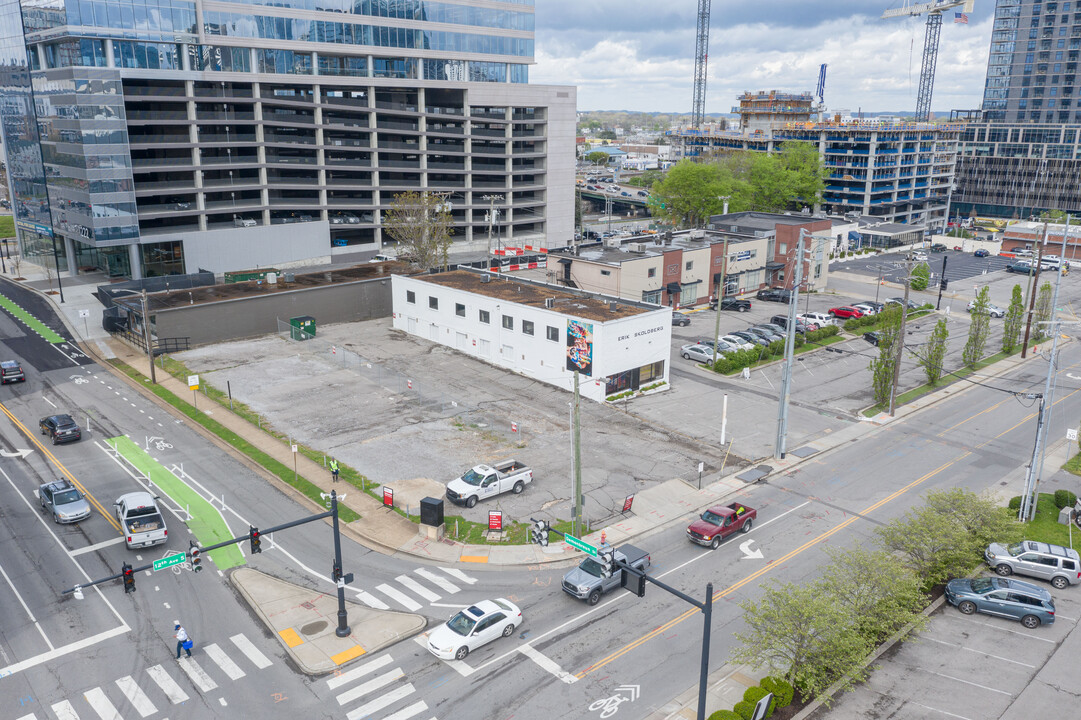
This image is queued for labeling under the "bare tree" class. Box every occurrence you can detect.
[382,191,454,270]
[44,254,55,292]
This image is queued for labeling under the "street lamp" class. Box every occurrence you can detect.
[112,287,157,384]
[482,194,503,266]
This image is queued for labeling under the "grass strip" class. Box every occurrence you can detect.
[1015,492,1078,549]
[110,359,360,522]
[0,292,65,343]
[109,436,246,569]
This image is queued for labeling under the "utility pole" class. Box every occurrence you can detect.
[482,194,502,269]
[888,254,914,416]
[1021,223,1048,359]
[775,230,806,460]
[935,254,947,310]
[711,219,731,365]
[573,371,583,538]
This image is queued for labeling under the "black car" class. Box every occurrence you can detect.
[885,297,920,311]
[672,311,690,327]
[730,330,770,347]
[710,297,751,312]
[863,331,882,346]
[974,249,990,258]
[1,360,25,384]
[931,243,948,252]
[40,414,82,444]
[756,288,793,303]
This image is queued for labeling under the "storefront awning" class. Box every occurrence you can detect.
[665,282,681,294]
[765,262,785,270]
[557,258,572,265]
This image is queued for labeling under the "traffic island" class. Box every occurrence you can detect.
[231,567,426,675]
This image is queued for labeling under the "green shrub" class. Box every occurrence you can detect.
[1008,495,1022,510]
[742,686,775,717]
[1054,489,1077,509]
[761,677,795,707]
[767,339,784,355]
[707,711,742,720]
[733,700,756,720]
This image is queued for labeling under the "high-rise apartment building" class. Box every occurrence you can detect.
[0,0,574,279]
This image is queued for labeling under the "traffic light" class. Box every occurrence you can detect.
[529,519,549,547]
[332,559,342,582]
[122,562,135,593]
[189,541,202,573]
[598,548,615,579]
[249,526,262,554]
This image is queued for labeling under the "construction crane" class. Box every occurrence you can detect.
[882,0,975,122]
[815,63,828,119]
[692,0,711,128]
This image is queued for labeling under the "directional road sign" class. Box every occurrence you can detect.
[153,552,187,571]
[564,534,598,557]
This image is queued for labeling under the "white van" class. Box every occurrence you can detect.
[1041,255,1070,270]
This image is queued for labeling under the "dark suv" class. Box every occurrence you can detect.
[756,288,793,303]
[40,414,82,444]
[1,360,25,384]
[770,315,816,332]
[710,297,751,312]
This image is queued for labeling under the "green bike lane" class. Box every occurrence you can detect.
[108,435,246,570]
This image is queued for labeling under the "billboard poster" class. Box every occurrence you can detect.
[566,319,593,376]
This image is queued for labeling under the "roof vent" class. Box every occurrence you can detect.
[481,274,491,283]
[545,298,554,308]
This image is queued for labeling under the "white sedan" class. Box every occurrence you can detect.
[720,334,754,350]
[426,598,522,661]
[680,343,719,363]
[966,300,1005,318]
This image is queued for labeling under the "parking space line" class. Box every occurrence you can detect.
[909,701,975,720]
[921,669,1013,696]
[918,635,1036,667]
[966,619,1056,642]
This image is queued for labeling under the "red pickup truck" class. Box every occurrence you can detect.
[686,502,756,549]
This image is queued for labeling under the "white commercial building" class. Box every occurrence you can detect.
[392,269,671,402]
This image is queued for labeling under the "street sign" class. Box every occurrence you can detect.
[153,552,187,571]
[187,374,199,390]
[488,510,502,531]
[622,494,635,513]
[564,533,598,557]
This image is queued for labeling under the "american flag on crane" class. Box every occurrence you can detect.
[954,11,969,24]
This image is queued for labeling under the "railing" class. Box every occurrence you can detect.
[112,327,190,356]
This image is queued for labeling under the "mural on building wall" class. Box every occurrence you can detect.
[566,319,593,376]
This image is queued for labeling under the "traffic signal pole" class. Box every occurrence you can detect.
[330,491,351,637]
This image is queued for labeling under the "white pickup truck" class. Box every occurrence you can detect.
[115,491,168,549]
[445,460,532,508]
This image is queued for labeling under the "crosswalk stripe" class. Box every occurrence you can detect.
[51,700,80,720]
[84,687,122,720]
[204,643,246,680]
[415,568,460,594]
[396,575,440,602]
[382,700,429,720]
[116,676,158,717]
[344,683,415,720]
[326,654,393,690]
[146,665,189,704]
[177,657,218,693]
[412,635,474,677]
[354,589,390,610]
[16,714,38,720]
[230,633,272,669]
[335,667,405,706]
[440,567,477,584]
[376,583,422,611]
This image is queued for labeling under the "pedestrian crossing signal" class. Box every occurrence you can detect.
[189,541,202,573]
[122,562,135,593]
[250,526,262,554]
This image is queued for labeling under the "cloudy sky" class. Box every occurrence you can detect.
[532,1,993,116]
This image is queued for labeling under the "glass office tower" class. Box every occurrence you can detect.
[0,0,575,278]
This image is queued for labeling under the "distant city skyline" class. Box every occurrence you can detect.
[533,1,993,116]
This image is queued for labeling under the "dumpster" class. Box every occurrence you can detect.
[290,315,316,340]
[225,268,280,284]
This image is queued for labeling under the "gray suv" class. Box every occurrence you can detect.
[39,480,91,524]
[985,540,1081,589]
[945,576,1055,628]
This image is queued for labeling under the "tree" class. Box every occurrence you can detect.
[574,190,582,230]
[586,151,609,165]
[1032,280,1053,342]
[817,546,927,642]
[1002,283,1024,353]
[626,168,665,188]
[910,262,930,291]
[732,581,872,700]
[914,317,949,385]
[650,159,740,228]
[778,141,826,209]
[921,488,1023,551]
[382,191,454,270]
[597,129,616,140]
[962,285,991,368]
[868,308,901,408]
[875,505,978,589]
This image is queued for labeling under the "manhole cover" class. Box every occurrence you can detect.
[300,620,328,636]
[301,601,316,610]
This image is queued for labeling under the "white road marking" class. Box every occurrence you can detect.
[921,669,1013,696]
[966,619,1056,642]
[51,700,80,719]
[204,643,246,680]
[440,567,477,584]
[412,635,474,676]
[335,667,405,705]
[377,583,422,611]
[43,397,56,408]
[908,702,976,720]
[16,713,37,720]
[177,656,218,692]
[0,560,53,649]
[229,633,272,669]
[345,684,416,720]
[146,664,189,704]
[382,701,430,720]
[69,537,126,557]
[518,644,577,684]
[116,675,158,717]
[918,635,1035,667]
[396,575,440,602]
[327,654,394,690]
[415,568,460,594]
[354,590,390,610]
[83,687,122,720]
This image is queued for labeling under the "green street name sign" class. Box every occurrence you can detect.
[153,552,187,571]
[564,534,597,557]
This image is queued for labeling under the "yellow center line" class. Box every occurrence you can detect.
[0,402,121,533]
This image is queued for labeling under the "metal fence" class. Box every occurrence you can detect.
[275,318,471,417]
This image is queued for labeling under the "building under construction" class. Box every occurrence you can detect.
[734,90,815,133]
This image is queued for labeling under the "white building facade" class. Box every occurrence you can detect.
[392,269,671,402]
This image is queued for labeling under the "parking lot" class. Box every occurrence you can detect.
[811,576,1081,719]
